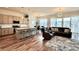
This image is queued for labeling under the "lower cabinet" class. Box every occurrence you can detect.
[0,29,2,37]
[4,28,9,35]
[8,28,13,34]
[2,29,5,36]
[1,28,13,36]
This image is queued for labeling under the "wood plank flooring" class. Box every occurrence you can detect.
[0,32,48,51]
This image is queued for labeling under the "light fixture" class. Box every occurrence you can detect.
[57,8,64,18]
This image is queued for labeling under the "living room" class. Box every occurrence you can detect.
[0,7,79,51]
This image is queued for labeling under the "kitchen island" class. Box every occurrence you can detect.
[15,28,36,39]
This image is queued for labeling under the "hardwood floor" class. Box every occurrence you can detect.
[0,31,48,51]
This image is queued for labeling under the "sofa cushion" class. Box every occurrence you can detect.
[59,28,64,32]
[55,28,58,32]
[64,29,70,33]
[51,28,55,31]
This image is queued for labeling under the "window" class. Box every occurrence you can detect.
[71,16,79,33]
[50,16,79,40]
[57,18,62,27]
[63,17,71,28]
[50,18,57,27]
[39,18,47,27]
[50,18,62,27]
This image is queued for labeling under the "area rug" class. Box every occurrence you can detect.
[45,36,79,51]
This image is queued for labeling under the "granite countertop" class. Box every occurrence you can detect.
[16,28,36,30]
[16,28,28,30]
[45,36,79,51]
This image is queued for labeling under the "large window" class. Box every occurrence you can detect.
[50,18,57,27]
[50,16,79,40]
[57,18,62,27]
[63,17,71,28]
[39,18,47,27]
[50,18,62,27]
[39,16,79,33]
[70,16,79,40]
[71,16,79,33]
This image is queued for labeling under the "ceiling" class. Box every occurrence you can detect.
[1,7,79,17]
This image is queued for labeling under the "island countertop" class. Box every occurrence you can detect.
[15,28,28,30]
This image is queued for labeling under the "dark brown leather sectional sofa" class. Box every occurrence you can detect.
[52,27,72,38]
[41,27,72,40]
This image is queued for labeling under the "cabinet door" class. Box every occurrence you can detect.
[24,19,27,24]
[8,28,13,34]
[20,19,24,24]
[0,29,2,36]
[8,16,13,24]
[2,15,9,24]
[0,15,3,24]
[18,17,21,24]
[16,17,19,21]
[2,29,9,35]
[2,29,5,35]
[5,28,9,35]
[19,17,21,24]
[14,16,18,21]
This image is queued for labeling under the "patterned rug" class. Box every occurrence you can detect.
[45,36,79,51]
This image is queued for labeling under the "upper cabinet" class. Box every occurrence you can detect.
[0,15,3,24]
[0,14,26,24]
[24,18,27,24]
[2,15,9,24]
[13,16,17,21]
[8,16,13,24]
[20,17,26,24]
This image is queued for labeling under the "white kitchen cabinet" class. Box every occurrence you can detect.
[2,29,5,35]
[0,15,3,24]
[8,16,13,24]
[2,15,9,24]
[0,29,2,37]
[8,28,13,34]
